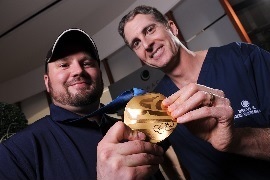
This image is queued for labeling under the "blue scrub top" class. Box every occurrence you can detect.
[154,42,270,179]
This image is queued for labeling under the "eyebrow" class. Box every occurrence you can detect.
[80,55,93,61]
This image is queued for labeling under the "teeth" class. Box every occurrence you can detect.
[153,47,162,58]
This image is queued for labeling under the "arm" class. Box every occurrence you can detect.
[97,121,164,180]
[227,44,270,160]
[229,127,270,160]
[0,143,33,179]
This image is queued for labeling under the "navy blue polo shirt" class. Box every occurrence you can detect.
[0,104,114,179]
[0,104,166,180]
[154,42,270,179]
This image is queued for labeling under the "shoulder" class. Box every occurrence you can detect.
[207,42,266,62]
[1,116,51,146]
[213,42,263,55]
[229,42,270,62]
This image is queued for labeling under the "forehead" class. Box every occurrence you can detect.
[124,14,157,41]
[48,52,92,69]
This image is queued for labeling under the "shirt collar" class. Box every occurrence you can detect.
[49,103,118,126]
[49,103,99,123]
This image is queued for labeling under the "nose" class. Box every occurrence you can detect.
[142,37,153,51]
[70,62,84,77]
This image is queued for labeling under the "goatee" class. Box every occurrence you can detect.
[48,77,104,107]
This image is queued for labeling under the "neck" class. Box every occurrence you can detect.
[166,47,207,89]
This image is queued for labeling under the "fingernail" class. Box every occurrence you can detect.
[138,131,146,140]
[162,98,170,105]
[177,117,184,123]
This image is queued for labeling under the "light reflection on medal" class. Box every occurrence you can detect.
[124,93,177,143]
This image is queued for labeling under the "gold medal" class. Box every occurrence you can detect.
[124,93,177,143]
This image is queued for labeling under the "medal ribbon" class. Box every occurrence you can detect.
[61,87,147,123]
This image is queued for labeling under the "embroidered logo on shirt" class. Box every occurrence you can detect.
[234,100,261,119]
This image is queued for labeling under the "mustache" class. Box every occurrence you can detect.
[65,77,92,86]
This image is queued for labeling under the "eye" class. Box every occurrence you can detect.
[59,63,69,68]
[132,40,141,50]
[83,60,97,67]
[146,25,156,35]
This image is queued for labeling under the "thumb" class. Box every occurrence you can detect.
[103,121,146,143]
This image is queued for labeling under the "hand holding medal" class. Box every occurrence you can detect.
[124,93,177,143]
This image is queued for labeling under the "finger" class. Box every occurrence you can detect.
[176,105,233,124]
[162,83,223,109]
[117,140,164,156]
[125,153,164,167]
[168,90,214,118]
[207,92,215,107]
[214,95,231,107]
[103,121,146,143]
[134,165,160,179]
[122,165,160,179]
[162,83,200,107]
[194,84,225,97]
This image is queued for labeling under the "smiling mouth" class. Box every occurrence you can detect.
[151,46,163,59]
[71,81,88,86]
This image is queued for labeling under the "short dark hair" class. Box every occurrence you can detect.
[118,5,169,45]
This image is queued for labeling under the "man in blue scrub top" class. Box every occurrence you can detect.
[119,5,270,179]
[0,28,165,180]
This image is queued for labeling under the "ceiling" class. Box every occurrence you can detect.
[0,0,134,83]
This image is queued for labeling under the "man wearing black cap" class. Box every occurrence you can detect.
[0,28,165,179]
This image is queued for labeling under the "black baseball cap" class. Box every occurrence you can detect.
[45,28,100,72]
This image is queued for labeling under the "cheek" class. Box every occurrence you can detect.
[87,69,101,80]
[134,49,145,60]
[169,32,179,48]
[49,72,69,87]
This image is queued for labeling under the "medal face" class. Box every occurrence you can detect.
[124,93,177,143]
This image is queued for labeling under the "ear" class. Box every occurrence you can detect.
[168,20,178,36]
[44,74,50,93]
